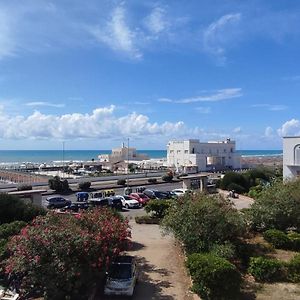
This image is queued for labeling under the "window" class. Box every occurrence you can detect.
[224,149,227,153]
[177,150,181,154]
[170,150,174,153]
[184,150,188,154]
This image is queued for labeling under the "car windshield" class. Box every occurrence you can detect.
[109,263,132,280]
[123,196,132,200]
[138,193,147,198]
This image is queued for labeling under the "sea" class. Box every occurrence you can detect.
[0,149,283,166]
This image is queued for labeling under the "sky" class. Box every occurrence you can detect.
[0,0,300,150]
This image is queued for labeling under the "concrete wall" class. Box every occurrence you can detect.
[283,137,300,179]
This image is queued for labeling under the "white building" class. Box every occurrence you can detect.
[98,143,149,163]
[283,136,300,179]
[167,139,241,172]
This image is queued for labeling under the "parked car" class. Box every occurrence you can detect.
[104,255,138,296]
[113,195,141,209]
[76,192,89,202]
[45,196,71,209]
[65,201,89,212]
[88,198,110,208]
[171,188,190,197]
[108,197,123,210]
[144,189,173,200]
[129,193,150,206]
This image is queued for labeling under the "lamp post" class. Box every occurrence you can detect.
[127,138,129,188]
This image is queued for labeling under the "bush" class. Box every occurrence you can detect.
[248,257,285,282]
[220,172,249,192]
[227,183,246,194]
[288,254,300,282]
[186,253,241,300]
[161,194,246,253]
[0,221,27,240]
[288,232,300,251]
[147,178,157,184]
[117,179,126,186]
[4,209,131,299]
[247,178,300,231]
[0,194,46,225]
[78,181,91,190]
[17,185,32,191]
[263,229,291,249]
[209,242,236,261]
[135,215,160,224]
[48,176,70,193]
[162,174,173,182]
[145,200,171,218]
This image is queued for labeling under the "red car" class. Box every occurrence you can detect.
[129,193,150,206]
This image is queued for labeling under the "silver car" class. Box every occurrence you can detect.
[104,256,138,296]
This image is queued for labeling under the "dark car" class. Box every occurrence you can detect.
[76,192,89,202]
[45,196,71,209]
[108,197,123,210]
[144,189,172,200]
[66,201,89,212]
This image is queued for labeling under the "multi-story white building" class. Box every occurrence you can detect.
[167,139,241,172]
[283,136,300,180]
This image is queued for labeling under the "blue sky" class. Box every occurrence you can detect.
[0,0,299,150]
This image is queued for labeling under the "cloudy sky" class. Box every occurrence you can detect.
[0,0,299,150]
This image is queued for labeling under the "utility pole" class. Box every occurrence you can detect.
[127,137,129,188]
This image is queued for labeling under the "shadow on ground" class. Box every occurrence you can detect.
[95,256,175,300]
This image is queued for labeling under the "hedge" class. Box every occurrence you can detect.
[0,220,27,240]
[263,229,291,249]
[147,178,157,184]
[117,179,126,186]
[287,232,300,251]
[78,181,91,190]
[288,254,300,282]
[144,199,171,218]
[248,257,285,282]
[186,253,241,300]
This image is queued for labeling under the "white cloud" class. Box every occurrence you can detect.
[144,7,168,34]
[25,101,65,108]
[264,126,274,138]
[277,119,300,137]
[0,105,203,140]
[251,104,288,111]
[88,5,142,59]
[203,13,241,64]
[233,127,242,134]
[196,107,211,114]
[158,88,242,103]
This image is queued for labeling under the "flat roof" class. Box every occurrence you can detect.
[181,173,212,179]
[8,189,47,195]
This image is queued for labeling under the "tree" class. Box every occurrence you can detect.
[48,176,70,193]
[4,209,131,299]
[246,178,300,231]
[78,181,91,190]
[220,172,249,192]
[161,193,246,253]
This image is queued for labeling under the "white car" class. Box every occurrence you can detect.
[114,195,141,209]
[104,256,138,296]
[171,188,190,197]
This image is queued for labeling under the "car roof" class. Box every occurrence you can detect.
[113,255,134,264]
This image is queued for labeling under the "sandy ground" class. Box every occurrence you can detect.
[99,220,197,300]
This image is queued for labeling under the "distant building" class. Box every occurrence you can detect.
[98,143,149,163]
[283,136,300,179]
[167,139,241,173]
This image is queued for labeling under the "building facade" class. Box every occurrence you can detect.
[167,139,241,172]
[283,136,300,179]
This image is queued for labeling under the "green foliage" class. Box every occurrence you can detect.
[147,178,157,184]
[128,163,136,173]
[248,257,285,282]
[145,199,171,218]
[186,253,241,300]
[263,229,291,249]
[17,185,32,191]
[135,215,160,224]
[248,185,264,199]
[287,232,300,251]
[78,181,91,190]
[48,176,70,193]
[288,254,300,282]
[209,242,236,260]
[0,221,27,240]
[245,168,269,187]
[0,194,46,225]
[220,172,249,192]
[162,174,173,182]
[161,194,246,253]
[117,179,126,186]
[227,182,246,194]
[4,209,131,299]
[247,179,300,231]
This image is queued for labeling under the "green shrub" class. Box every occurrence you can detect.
[162,174,173,182]
[220,172,249,192]
[117,179,126,186]
[48,176,70,193]
[0,220,27,240]
[78,181,91,190]
[288,254,300,282]
[287,232,300,251]
[186,253,241,300]
[17,184,32,191]
[147,178,157,184]
[227,182,246,194]
[248,257,285,282]
[0,194,46,225]
[263,229,291,249]
[248,185,264,199]
[135,215,160,224]
[145,200,171,218]
[209,242,236,260]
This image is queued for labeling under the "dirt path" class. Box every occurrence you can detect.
[100,220,197,300]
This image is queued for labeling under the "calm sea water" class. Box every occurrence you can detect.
[0,149,282,164]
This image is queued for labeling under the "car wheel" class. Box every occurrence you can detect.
[125,204,129,209]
